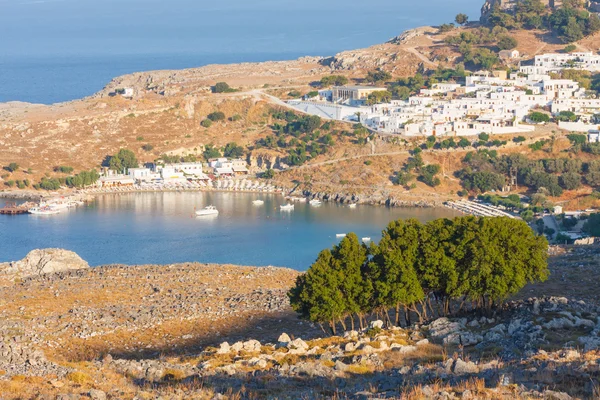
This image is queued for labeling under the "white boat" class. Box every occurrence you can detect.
[252,200,264,206]
[309,199,322,206]
[280,203,295,211]
[336,233,347,238]
[195,205,219,216]
[348,203,357,208]
[362,237,371,243]
[29,206,60,215]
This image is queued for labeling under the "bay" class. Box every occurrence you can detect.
[0,0,483,104]
[0,193,457,270]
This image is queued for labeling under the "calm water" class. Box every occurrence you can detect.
[0,0,483,104]
[0,193,456,270]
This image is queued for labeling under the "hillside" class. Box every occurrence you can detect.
[1,245,600,398]
[1,6,599,206]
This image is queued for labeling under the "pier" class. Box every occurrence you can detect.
[0,202,33,215]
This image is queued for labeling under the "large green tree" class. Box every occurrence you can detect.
[107,149,138,173]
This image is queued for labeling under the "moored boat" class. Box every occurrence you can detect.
[252,200,264,206]
[309,199,322,206]
[195,205,219,216]
[28,206,60,215]
[348,203,357,208]
[336,233,347,238]
[280,203,295,211]
[362,237,371,243]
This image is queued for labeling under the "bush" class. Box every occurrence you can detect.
[229,114,242,122]
[54,166,74,174]
[5,180,14,187]
[213,82,232,93]
[320,75,348,87]
[201,119,213,128]
[564,44,577,53]
[4,163,19,173]
[141,144,154,152]
[528,112,550,123]
[262,169,275,179]
[513,136,526,143]
[207,111,226,122]
[497,35,518,50]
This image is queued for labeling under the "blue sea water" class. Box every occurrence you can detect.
[0,193,457,270]
[0,0,483,104]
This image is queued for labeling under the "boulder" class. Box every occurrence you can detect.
[428,317,464,338]
[277,333,291,344]
[88,390,107,400]
[370,320,384,329]
[216,342,230,354]
[452,359,479,375]
[242,340,262,352]
[1,249,89,278]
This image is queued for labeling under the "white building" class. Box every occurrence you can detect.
[534,52,600,72]
[589,130,600,143]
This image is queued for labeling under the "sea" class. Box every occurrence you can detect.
[0,0,483,104]
[0,193,457,270]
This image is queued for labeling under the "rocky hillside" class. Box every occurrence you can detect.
[1,245,600,398]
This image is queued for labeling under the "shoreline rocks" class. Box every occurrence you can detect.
[0,248,89,279]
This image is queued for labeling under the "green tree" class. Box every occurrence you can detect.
[262,169,275,179]
[320,75,349,87]
[223,142,245,158]
[201,119,213,128]
[583,213,600,236]
[560,172,582,190]
[455,13,469,26]
[365,70,392,84]
[497,35,518,50]
[288,250,346,334]
[528,111,550,123]
[368,219,425,325]
[203,144,221,160]
[106,149,138,173]
[366,90,392,105]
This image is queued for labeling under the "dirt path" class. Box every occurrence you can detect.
[405,47,437,67]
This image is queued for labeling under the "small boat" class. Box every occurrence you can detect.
[309,199,322,206]
[348,203,357,208]
[336,233,347,238]
[195,205,219,216]
[280,203,295,211]
[29,206,60,215]
[252,200,264,206]
[362,237,371,243]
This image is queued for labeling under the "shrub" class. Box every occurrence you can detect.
[213,82,231,93]
[4,163,19,173]
[201,119,213,128]
[207,111,226,122]
[528,112,550,123]
[230,114,242,122]
[5,180,15,187]
[141,144,154,152]
[54,166,74,174]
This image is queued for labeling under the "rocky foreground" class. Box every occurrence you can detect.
[1,247,600,399]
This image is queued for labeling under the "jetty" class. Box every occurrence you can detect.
[445,200,516,219]
[0,201,34,215]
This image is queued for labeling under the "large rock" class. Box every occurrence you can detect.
[1,249,89,278]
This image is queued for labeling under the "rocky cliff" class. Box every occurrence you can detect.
[480,0,560,23]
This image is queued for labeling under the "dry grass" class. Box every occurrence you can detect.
[381,343,446,369]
